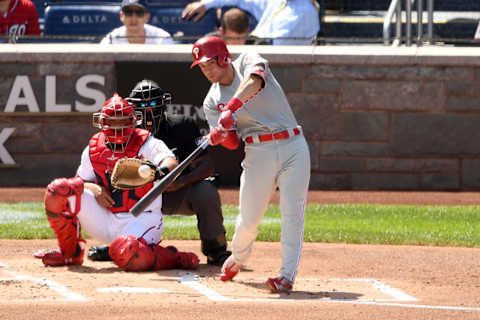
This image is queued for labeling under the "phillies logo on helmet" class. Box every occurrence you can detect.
[193,47,200,60]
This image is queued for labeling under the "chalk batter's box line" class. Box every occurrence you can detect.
[0,261,88,302]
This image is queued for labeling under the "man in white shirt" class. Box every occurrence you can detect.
[182,0,320,45]
[101,0,174,44]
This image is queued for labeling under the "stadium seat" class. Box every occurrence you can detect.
[149,6,217,42]
[43,5,122,42]
[32,0,46,19]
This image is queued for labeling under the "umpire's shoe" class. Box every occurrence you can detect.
[87,245,112,261]
[207,250,231,266]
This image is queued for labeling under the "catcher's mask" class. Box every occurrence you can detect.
[93,93,143,152]
[127,79,171,136]
[190,35,231,68]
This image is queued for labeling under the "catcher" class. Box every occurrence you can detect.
[34,93,200,271]
[88,79,233,265]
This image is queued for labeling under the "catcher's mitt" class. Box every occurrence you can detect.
[111,157,157,190]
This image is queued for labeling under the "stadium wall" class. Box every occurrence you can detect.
[1,44,480,190]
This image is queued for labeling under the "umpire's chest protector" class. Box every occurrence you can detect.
[89,129,153,213]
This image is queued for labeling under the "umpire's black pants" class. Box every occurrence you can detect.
[162,180,227,258]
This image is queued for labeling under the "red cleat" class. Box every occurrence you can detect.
[220,255,241,281]
[266,276,293,293]
[41,249,84,267]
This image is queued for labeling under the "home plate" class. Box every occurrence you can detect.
[97,287,172,294]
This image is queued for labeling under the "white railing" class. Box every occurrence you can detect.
[384,0,434,46]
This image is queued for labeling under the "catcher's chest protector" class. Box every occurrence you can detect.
[89,129,153,213]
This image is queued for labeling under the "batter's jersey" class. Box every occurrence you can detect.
[203,51,299,139]
[0,0,40,37]
[76,134,175,212]
[100,24,175,44]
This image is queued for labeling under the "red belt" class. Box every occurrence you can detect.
[245,128,301,144]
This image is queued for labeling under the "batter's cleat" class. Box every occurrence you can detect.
[266,276,293,294]
[41,248,84,267]
[207,250,231,266]
[87,245,112,261]
[220,255,241,281]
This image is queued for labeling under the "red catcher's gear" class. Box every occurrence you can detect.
[92,93,142,150]
[109,235,199,271]
[190,35,231,68]
[89,128,152,213]
[43,177,86,265]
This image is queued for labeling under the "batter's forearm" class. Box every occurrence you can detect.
[233,74,264,103]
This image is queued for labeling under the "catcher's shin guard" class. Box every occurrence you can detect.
[153,245,199,270]
[109,235,155,271]
[43,177,85,266]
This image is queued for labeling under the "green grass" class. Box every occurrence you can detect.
[1,202,479,247]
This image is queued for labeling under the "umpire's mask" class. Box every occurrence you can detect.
[127,79,172,136]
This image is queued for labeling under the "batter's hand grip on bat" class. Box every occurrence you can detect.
[130,138,210,216]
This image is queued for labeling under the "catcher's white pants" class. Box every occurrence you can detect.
[232,135,310,282]
[67,189,164,245]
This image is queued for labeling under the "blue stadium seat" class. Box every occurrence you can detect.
[43,5,122,41]
[45,0,122,3]
[149,6,217,42]
[32,0,46,19]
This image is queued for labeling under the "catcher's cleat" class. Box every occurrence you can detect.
[219,255,241,281]
[207,250,231,266]
[41,248,84,267]
[88,245,112,261]
[266,276,293,294]
[176,252,200,270]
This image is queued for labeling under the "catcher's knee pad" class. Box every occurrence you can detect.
[109,235,155,271]
[45,177,84,216]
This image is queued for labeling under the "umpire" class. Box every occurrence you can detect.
[88,79,231,266]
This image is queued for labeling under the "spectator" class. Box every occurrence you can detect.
[0,0,41,41]
[219,7,250,45]
[182,0,320,45]
[100,0,174,44]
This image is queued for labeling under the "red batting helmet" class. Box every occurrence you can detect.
[93,93,143,151]
[190,35,231,68]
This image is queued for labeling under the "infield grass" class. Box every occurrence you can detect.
[0,202,479,247]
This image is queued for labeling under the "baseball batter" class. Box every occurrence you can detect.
[191,36,310,293]
[35,94,199,271]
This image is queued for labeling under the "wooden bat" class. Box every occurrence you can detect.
[130,138,210,216]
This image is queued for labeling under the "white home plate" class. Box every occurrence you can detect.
[97,287,172,293]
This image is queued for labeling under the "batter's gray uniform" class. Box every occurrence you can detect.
[203,52,311,282]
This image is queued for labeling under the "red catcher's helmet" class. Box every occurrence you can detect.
[190,35,231,68]
[93,93,143,150]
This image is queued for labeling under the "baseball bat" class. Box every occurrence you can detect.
[130,138,210,216]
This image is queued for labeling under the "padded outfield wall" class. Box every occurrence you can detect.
[1,44,480,190]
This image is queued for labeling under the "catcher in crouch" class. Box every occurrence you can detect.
[34,93,199,271]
